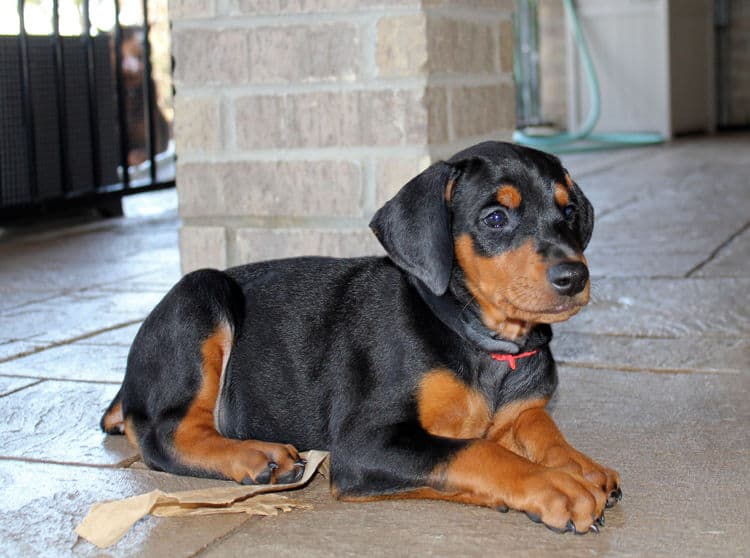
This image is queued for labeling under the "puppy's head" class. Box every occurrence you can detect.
[370,141,594,340]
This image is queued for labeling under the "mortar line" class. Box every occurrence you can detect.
[555,330,746,340]
[593,196,639,221]
[0,319,144,364]
[684,220,750,278]
[0,455,139,469]
[0,374,122,385]
[557,361,740,376]
[2,266,172,313]
[0,378,44,398]
[190,518,256,558]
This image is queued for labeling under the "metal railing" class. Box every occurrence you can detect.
[0,0,174,220]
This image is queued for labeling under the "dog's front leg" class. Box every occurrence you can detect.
[495,401,622,508]
[331,426,607,533]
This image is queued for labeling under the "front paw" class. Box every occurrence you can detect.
[542,445,622,508]
[516,468,607,534]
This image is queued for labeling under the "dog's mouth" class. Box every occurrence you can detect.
[471,288,589,340]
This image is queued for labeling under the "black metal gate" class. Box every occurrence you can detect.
[0,0,174,220]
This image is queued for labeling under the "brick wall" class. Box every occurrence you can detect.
[171,0,516,272]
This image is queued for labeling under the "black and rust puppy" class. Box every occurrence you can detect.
[102,141,621,534]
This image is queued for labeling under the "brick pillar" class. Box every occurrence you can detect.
[171,0,516,272]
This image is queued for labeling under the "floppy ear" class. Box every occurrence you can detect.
[369,161,455,295]
[573,183,595,250]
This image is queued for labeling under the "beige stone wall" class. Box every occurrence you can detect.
[171,0,516,272]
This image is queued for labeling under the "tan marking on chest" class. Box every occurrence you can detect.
[417,369,491,439]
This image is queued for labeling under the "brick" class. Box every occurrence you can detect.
[168,0,215,19]
[179,225,228,273]
[231,0,420,15]
[499,19,514,73]
[425,86,449,143]
[375,156,431,207]
[178,160,362,218]
[172,28,248,86]
[234,89,430,149]
[233,227,383,263]
[248,23,360,84]
[426,16,496,74]
[378,13,497,76]
[451,83,515,139]
[376,15,428,77]
[173,95,220,152]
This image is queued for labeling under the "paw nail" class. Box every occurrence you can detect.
[525,511,542,524]
[254,469,273,484]
[589,524,600,534]
[596,515,605,527]
[566,519,575,533]
[496,505,509,513]
[268,461,278,469]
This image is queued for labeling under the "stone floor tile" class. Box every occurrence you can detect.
[0,212,179,299]
[0,376,40,396]
[0,343,128,383]
[0,290,163,346]
[584,169,748,279]
[559,277,750,338]
[0,340,48,361]
[692,225,750,278]
[0,460,248,558]
[74,322,141,347]
[0,290,60,312]
[560,146,656,180]
[0,380,136,466]
[203,368,749,558]
[551,333,750,374]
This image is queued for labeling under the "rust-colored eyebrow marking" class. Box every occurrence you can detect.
[497,185,521,209]
[564,174,574,188]
[554,183,570,208]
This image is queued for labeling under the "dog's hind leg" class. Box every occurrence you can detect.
[103,269,305,484]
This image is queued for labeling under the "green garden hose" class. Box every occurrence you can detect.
[513,0,664,153]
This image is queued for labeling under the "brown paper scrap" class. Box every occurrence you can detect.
[75,450,328,548]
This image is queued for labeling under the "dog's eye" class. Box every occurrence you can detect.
[483,210,508,228]
[564,204,576,220]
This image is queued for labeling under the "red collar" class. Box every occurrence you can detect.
[490,349,539,370]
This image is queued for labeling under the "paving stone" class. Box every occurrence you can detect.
[202,368,749,558]
[558,277,750,338]
[0,340,48,361]
[0,343,129,383]
[0,381,137,466]
[0,376,40,396]
[693,225,750,278]
[584,173,749,278]
[74,323,141,347]
[0,460,248,558]
[551,332,750,374]
[0,215,178,298]
[0,290,57,312]
[0,290,163,346]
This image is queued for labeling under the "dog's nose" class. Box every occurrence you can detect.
[547,261,589,297]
